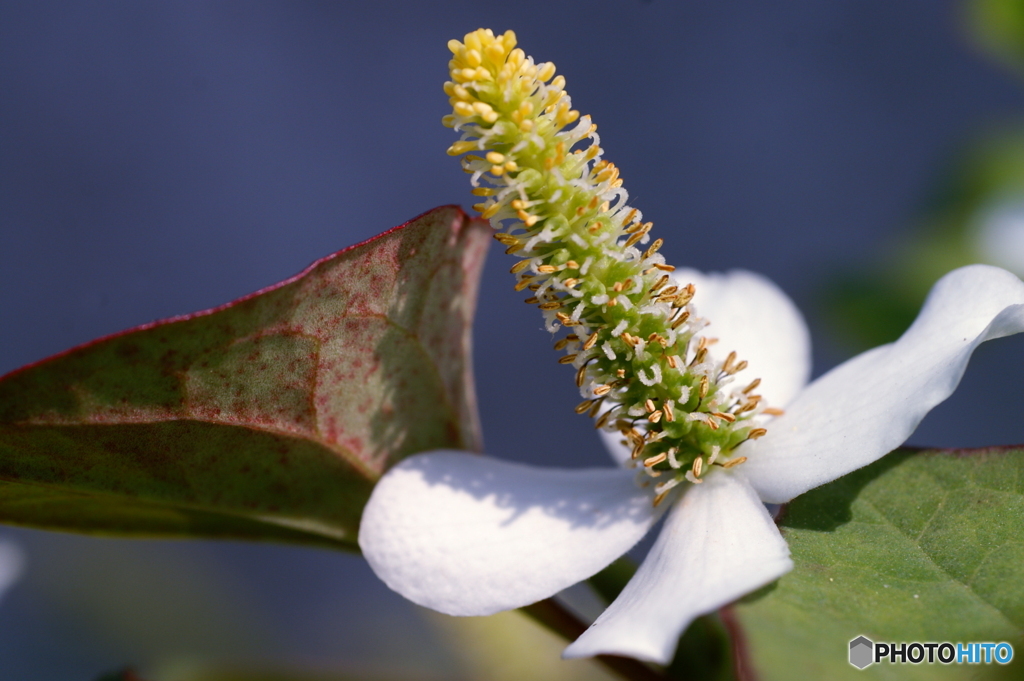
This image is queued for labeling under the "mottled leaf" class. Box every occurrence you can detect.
[0,206,490,550]
[734,447,1024,680]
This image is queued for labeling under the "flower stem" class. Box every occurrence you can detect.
[519,598,671,681]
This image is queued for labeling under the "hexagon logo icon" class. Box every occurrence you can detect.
[849,636,874,669]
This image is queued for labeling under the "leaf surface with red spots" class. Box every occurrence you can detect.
[0,206,489,550]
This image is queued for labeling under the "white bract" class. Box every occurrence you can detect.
[0,539,24,605]
[975,195,1024,278]
[360,263,1024,664]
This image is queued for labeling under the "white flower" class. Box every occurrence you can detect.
[359,263,1024,665]
[0,539,24,605]
[975,195,1024,278]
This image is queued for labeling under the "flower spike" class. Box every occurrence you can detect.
[444,28,769,486]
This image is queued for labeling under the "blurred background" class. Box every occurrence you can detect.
[4,1,1024,679]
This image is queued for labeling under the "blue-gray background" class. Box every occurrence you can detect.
[3,2,1024,679]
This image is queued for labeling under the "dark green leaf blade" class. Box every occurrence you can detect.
[0,206,490,549]
[733,447,1024,680]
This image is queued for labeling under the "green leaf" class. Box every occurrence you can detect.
[733,447,1024,680]
[968,0,1024,76]
[0,206,490,550]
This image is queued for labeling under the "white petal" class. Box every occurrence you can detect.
[0,540,23,603]
[744,265,1024,503]
[975,197,1024,278]
[673,268,812,408]
[598,269,812,467]
[598,426,632,466]
[358,450,661,616]
[563,472,792,664]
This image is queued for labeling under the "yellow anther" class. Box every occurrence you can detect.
[643,238,664,259]
[671,311,690,329]
[504,160,518,172]
[490,165,505,176]
[464,31,482,53]
[471,187,495,196]
[481,203,501,219]
[447,39,463,55]
[459,68,478,81]
[485,43,506,64]
[644,453,667,468]
[519,119,534,132]
[510,260,531,274]
[508,48,525,69]
[486,151,506,165]
[447,140,477,156]
[465,49,482,68]
[453,101,474,117]
[721,456,748,469]
[537,62,556,82]
[441,115,456,128]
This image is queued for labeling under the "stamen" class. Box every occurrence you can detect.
[644,453,667,468]
[721,456,748,469]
